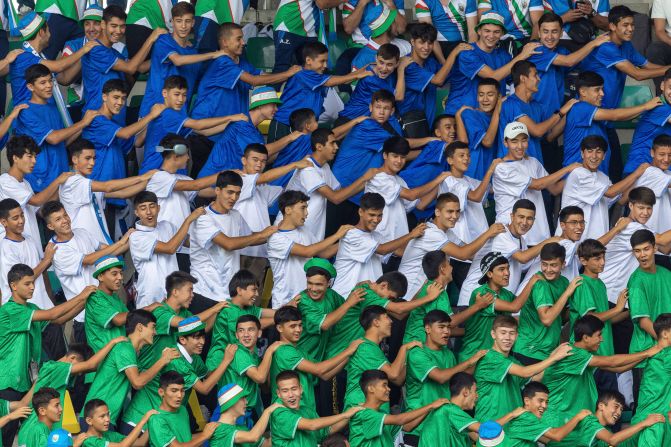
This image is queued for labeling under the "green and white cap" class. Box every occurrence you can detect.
[93,255,125,279]
[476,11,506,32]
[18,12,46,41]
[178,317,206,336]
[250,86,282,110]
[370,6,397,38]
[82,5,104,22]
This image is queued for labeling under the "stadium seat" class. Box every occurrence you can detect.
[614,85,654,129]
[246,37,275,72]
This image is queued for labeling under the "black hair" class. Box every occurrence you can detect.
[274,306,302,325]
[654,313,671,338]
[444,140,469,159]
[6,136,39,167]
[540,242,566,262]
[171,1,195,17]
[573,314,605,342]
[275,369,300,384]
[159,370,185,389]
[630,229,656,249]
[376,271,408,297]
[652,134,671,150]
[423,309,452,327]
[477,77,500,89]
[302,41,329,63]
[359,369,388,393]
[449,372,476,396]
[538,11,563,27]
[511,60,536,87]
[422,250,449,281]
[25,63,51,85]
[559,206,584,223]
[217,22,242,41]
[522,381,549,401]
[435,192,460,210]
[40,201,66,222]
[102,79,129,96]
[84,399,108,419]
[512,198,536,214]
[608,5,634,25]
[581,135,608,152]
[133,191,158,207]
[8,264,34,288]
[243,143,268,157]
[576,71,604,91]
[321,433,349,447]
[125,309,157,335]
[578,238,606,260]
[165,271,198,297]
[410,22,438,43]
[237,314,261,330]
[289,108,316,132]
[305,266,334,281]
[65,343,92,361]
[33,387,60,411]
[0,198,21,220]
[102,5,126,21]
[628,186,656,207]
[163,75,188,91]
[432,114,455,133]
[311,128,333,151]
[229,269,259,298]
[360,192,385,211]
[359,305,387,330]
[377,43,400,61]
[597,389,626,409]
[278,190,310,214]
[492,314,518,330]
[68,138,95,161]
[216,170,243,189]
[371,89,395,107]
[382,136,410,156]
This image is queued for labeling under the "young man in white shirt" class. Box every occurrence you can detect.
[130,191,204,308]
[493,122,580,246]
[332,192,427,297]
[268,191,353,309]
[189,170,277,313]
[562,135,651,241]
[60,138,157,246]
[41,200,132,343]
[633,134,671,235]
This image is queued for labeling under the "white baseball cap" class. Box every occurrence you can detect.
[504,121,529,139]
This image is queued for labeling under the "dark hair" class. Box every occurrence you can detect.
[125,309,157,335]
[274,306,302,325]
[217,22,242,41]
[275,369,300,385]
[628,186,656,206]
[237,314,261,330]
[133,191,158,207]
[216,170,243,189]
[492,315,518,330]
[630,229,656,249]
[65,343,91,361]
[432,114,455,133]
[511,60,536,87]
[243,143,268,157]
[33,387,60,411]
[289,108,316,132]
[278,190,309,214]
[359,305,387,330]
[376,271,408,297]
[435,192,460,210]
[0,198,21,220]
[383,136,410,156]
[311,128,333,150]
[371,89,395,106]
[653,134,671,150]
[6,136,39,167]
[377,43,400,61]
[102,5,126,22]
[538,11,563,27]
[360,192,385,211]
[163,75,188,91]
[410,22,438,43]
[158,134,189,160]
[102,79,129,96]
[229,269,259,298]
[445,141,469,159]
[581,135,608,152]
[8,264,33,287]
[540,242,566,262]
[305,265,334,281]
[321,433,349,447]
[40,201,66,222]
[608,5,634,25]
[159,370,185,389]
[25,63,51,85]
[302,41,329,63]
[573,314,605,342]
[165,271,198,297]
[68,138,95,161]
[422,250,448,281]
[597,390,625,409]
[513,198,536,214]
[559,206,584,223]
[359,369,388,393]
[424,309,451,327]
[576,71,604,91]
[664,68,671,82]
[477,77,500,90]
[654,313,671,338]
[578,239,606,260]
[171,1,194,17]
[449,372,475,396]
[522,381,549,401]
[84,399,108,418]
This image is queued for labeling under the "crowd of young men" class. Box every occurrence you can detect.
[0,0,670,445]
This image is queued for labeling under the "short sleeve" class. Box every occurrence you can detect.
[113,343,138,372]
[60,176,92,208]
[271,408,302,440]
[234,348,257,377]
[596,44,627,68]
[353,409,386,440]
[153,306,180,336]
[53,242,85,277]
[299,297,327,336]
[508,412,552,443]
[267,233,294,260]
[4,303,34,333]
[532,281,555,309]
[300,167,326,194]
[440,176,472,208]
[129,230,158,262]
[459,50,486,80]
[493,163,532,198]
[366,174,402,205]
[637,168,671,198]
[572,102,598,127]
[557,347,592,376]
[571,282,597,317]
[154,35,178,65]
[147,415,177,447]
[190,215,221,249]
[628,281,650,320]
[213,56,245,88]
[239,174,258,202]
[445,405,478,432]
[92,116,123,147]
[339,230,379,263]
[571,170,610,206]
[405,63,434,93]
[407,347,436,382]
[298,70,331,91]
[146,171,178,199]
[627,44,648,68]
[87,45,119,74]
[87,293,122,330]
[16,107,54,146]
[475,351,513,384]
[277,345,305,371]
[0,177,32,206]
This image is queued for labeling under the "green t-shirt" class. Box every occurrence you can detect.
[17,415,50,447]
[148,406,192,447]
[0,299,47,392]
[297,288,342,362]
[459,284,514,362]
[270,406,327,447]
[327,284,389,358]
[35,0,85,21]
[568,274,614,356]
[221,343,261,411]
[506,411,552,447]
[127,0,173,29]
[417,404,476,447]
[474,350,526,421]
[81,341,137,423]
[515,274,568,360]
[27,360,73,430]
[403,281,454,344]
[344,338,389,410]
[85,290,129,353]
[82,430,125,447]
[208,303,262,371]
[628,266,671,365]
[138,303,192,370]
[633,346,671,422]
[405,345,454,410]
[541,344,596,427]
[270,344,316,411]
[210,422,263,447]
[620,423,671,447]
[547,414,605,447]
[349,408,400,447]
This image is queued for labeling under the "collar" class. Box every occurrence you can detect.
[135,223,157,232]
[177,343,193,364]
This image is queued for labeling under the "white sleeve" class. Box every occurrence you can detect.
[146,171,178,199]
[0,178,31,207]
[441,177,470,209]
[366,174,402,205]
[129,231,158,262]
[237,213,252,237]
[531,158,549,178]
[651,0,664,18]
[61,176,91,207]
[259,185,283,206]
[267,233,293,260]
[53,243,85,277]
[190,215,221,249]
[574,170,610,206]
[339,230,379,263]
[493,164,531,198]
[637,168,671,198]
[239,174,258,202]
[301,168,327,194]
[492,234,519,258]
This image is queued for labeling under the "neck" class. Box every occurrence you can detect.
[11,295,27,305]
[172,32,188,47]
[311,151,329,166]
[574,341,589,351]
[363,397,384,410]
[355,220,369,232]
[5,230,24,241]
[515,87,532,102]
[38,417,54,430]
[279,334,296,346]
[7,166,24,181]
[223,49,239,62]
[99,34,113,48]
[610,31,623,46]
[450,396,466,409]
[27,38,43,53]
[86,427,103,438]
[278,219,298,231]
[31,95,48,105]
[55,230,74,243]
[434,219,449,231]
[583,269,599,279]
[99,105,113,119]
[658,338,671,349]
[159,402,178,412]
[476,41,492,53]
[411,51,425,66]
[582,162,597,172]
[424,338,443,351]
[249,109,264,127]
[596,411,608,427]
[492,343,509,356]
[165,298,180,312]
[365,330,383,345]
[449,167,465,178]
[218,410,240,424]
[129,333,147,351]
[507,223,519,239]
[210,201,229,214]
[98,285,115,296]
[160,161,179,174]
[139,220,157,228]
[381,165,395,175]
[641,263,657,274]
[488,282,502,293]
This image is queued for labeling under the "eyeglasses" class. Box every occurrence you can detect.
[565,220,587,226]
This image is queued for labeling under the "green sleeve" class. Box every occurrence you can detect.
[575,415,607,446]
[82,438,108,447]
[210,424,237,447]
[556,347,593,376]
[153,306,175,336]
[0,399,9,418]
[5,302,34,333]
[113,343,138,372]
[148,415,177,447]
[299,297,326,336]
[87,293,121,329]
[275,345,305,372]
[357,342,389,369]
[507,412,551,442]
[233,348,257,377]
[532,281,555,309]
[571,283,597,317]
[474,351,513,384]
[628,283,651,321]
[353,408,386,440]
[363,290,390,308]
[171,357,201,389]
[270,408,302,441]
[36,361,72,391]
[250,305,263,319]
[446,405,478,433]
[407,347,436,383]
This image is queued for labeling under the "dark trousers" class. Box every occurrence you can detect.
[646,41,671,94]
[325,200,359,238]
[43,323,67,361]
[194,16,220,54]
[334,47,361,94]
[272,31,317,75]
[125,24,153,61]
[187,134,215,179]
[401,110,430,138]
[0,389,25,447]
[43,14,84,60]
[177,253,191,272]
[438,40,463,58]
[606,126,623,182]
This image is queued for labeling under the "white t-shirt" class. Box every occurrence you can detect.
[439,175,489,245]
[652,0,671,36]
[59,174,112,246]
[130,222,179,308]
[364,172,418,244]
[235,174,282,258]
[51,229,100,322]
[189,206,251,301]
[493,158,550,246]
[634,166,671,234]
[283,158,341,240]
[398,222,462,300]
[459,225,528,306]
[0,173,43,255]
[560,167,616,241]
[333,228,384,297]
[0,235,52,309]
[601,221,648,304]
[267,227,316,309]
[516,238,580,294]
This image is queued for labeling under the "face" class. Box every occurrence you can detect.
[492,325,517,353]
[383,152,407,174]
[426,320,451,346]
[598,399,623,426]
[369,100,394,124]
[46,208,72,236]
[651,145,671,171]
[579,85,604,107]
[135,201,159,227]
[180,333,205,355]
[28,75,53,100]
[102,89,128,115]
[11,275,35,300]
[374,56,398,79]
[285,201,309,226]
[510,208,536,235]
[525,392,549,418]
[661,78,671,105]
[1,207,25,235]
[41,398,63,424]
[628,201,652,224]
[163,87,188,111]
[368,379,391,402]
[305,53,328,74]
[242,150,268,175]
[435,117,457,144]
[172,13,194,39]
[540,257,563,281]
[611,16,634,42]
[12,151,37,175]
[101,17,126,43]
[462,384,479,410]
[83,19,102,41]
[256,103,278,120]
[138,322,157,345]
[521,67,540,93]
[446,148,470,173]
[539,21,562,49]
[358,207,383,232]
[582,147,606,172]
[318,134,339,162]
[374,313,393,338]
[277,320,303,343]
[221,28,245,55]
[581,253,605,274]
[73,149,96,176]
[582,329,603,352]
[411,37,433,60]
[159,383,186,408]
[236,321,260,349]
[477,85,499,113]
[375,281,399,299]
[276,378,303,409]
[306,274,329,301]
[477,24,504,50]
[504,134,529,160]
[434,200,461,229]
[171,282,195,308]
[488,263,510,288]
[633,241,656,270]
[99,267,124,292]
[559,213,585,241]
[215,185,242,211]
[86,405,112,433]
[236,284,259,307]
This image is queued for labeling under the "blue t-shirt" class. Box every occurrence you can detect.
[139,34,201,118]
[340,67,396,119]
[191,55,260,122]
[528,45,570,113]
[351,45,376,71]
[479,0,542,40]
[198,120,264,178]
[416,0,476,41]
[545,0,610,35]
[445,45,511,115]
[14,102,69,192]
[461,108,495,180]
[141,108,193,174]
[624,105,671,175]
[398,58,440,126]
[580,41,647,110]
[81,42,127,125]
[273,69,331,126]
[271,133,313,187]
[497,93,550,162]
[563,100,610,173]
[10,50,42,106]
[399,139,448,218]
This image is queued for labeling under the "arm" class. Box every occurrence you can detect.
[113,29,167,75]
[449,292,494,328]
[538,276,581,326]
[170,422,218,447]
[317,167,379,205]
[115,104,165,140]
[444,223,505,261]
[482,99,503,147]
[384,399,448,426]
[428,350,488,383]
[0,407,32,429]
[82,232,132,266]
[193,345,237,394]
[636,317,657,339]
[240,66,301,86]
[654,19,671,46]
[324,67,372,87]
[245,342,285,383]
[41,40,98,73]
[174,174,219,192]
[528,163,580,192]
[212,226,276,251]
[605,163,649,198]
[266,131,304,157]
[589,289,628,322]
[32,243,56,278]
[493,272,537,313]
[542,410,591,442]
[71,336,126,374]
[29,171,73,206]
[508,343,573,378]
[289,225,351,258]
[342,0,371,34]
[332,115,367,140]
[394,58,411,102]
[125,348,180,389]
[588,345,659,369]
[0,49,23,77]
[110,410,157,447]
[184,113,248,133]
[431,43,472,86]
[594,97,662,122]
[613,59,671,82]
[401,172,450,201]
[154,208,205,255]
[44,110,97,145]
[597,217,631,246]
[168,50,225,67]
[298,340,362,380]
[467,160,500,202]
[33,285,95,323]
[296,407,358,431]
[257,159,312,184]
[386,281,443,318]
[377,222,427,256]
[321,288,366,330]
[554,34,610,67]
[510,236,561,265]
[478,43,541,81]
[599,413,665,446]
[455,106,470,143]
[0,103,26,142]
[91,170,153,194]
[233,404,282,443]
[380,342,420,384]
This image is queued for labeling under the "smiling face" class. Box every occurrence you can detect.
[46,207,72,237]
[539,20,562,49]
[359,207,384,232]
[179,332,205,355]
[611,16,634,42]
[491,324,517,353]
[598,398,624,426]
[102,89,128,115]
[171,281,195,309]
[477,84,500,113]
[135,201,159,227]
[276,377,303,409]
[632,241,656,270]
[235,284,259,307]
[236,321,261,349]
[651,144,671,171]
[221,27,245,55]
[510,207,536,236]
[368,378,391,402]
[172,13,194,40]
[434,200,461,229]
[581,147,606,172]
[581,329,603,352]
[27,74,53,100]
[662,78,671,106]
[1,207,25,235]
[559,213,585,242]
[374,55,399,79]
[446,147,471,173]
[305,52,328,74]
[306,273,329,301]
[411,37,433,60]
[83,19,102,41]
[504,134,529,160]
[525,392,549,418]
[540,257,563,281]
[277,320,303,343]
[579,85,605,107]
[101,16,126,43]
[383,152,407,174]
[629,201,653,224]
[98,267,124,293]
[477,23,504,50]
[138,321,158,346]
[435,117,457,144]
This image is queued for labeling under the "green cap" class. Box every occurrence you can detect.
[304,258,337,279]
[218,384,249,412]
[475,12,507,33]
[249,86,282,109]
[370,6,397,38]
[93,256,125,279]
[177,317,206,336]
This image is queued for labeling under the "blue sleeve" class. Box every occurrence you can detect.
[154,35,177,64]
[211,57,244,89]
[241,58,262,76]
[95,117,123,147]
[298,70,331,91]
[459,50,485,80]
[529,46,558,72]
[595,0,609,14]
[625,43,647,67]
[87,45,119,74]
[466,0,477,14]
[530,0,542,7]
[573,102,598,128]
[504,98,526,121]
[464,110,488,148]
[405,63,434,93]
[597,43,626,68]
[16,107,52,145]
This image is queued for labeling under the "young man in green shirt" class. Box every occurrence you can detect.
[147,371,219,447]
[349,369,450,447]
[79,398,155,447]
[81,310,179,429]
[270,370,362,447]
[18,387,62,447]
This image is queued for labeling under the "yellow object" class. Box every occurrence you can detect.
[188,390,206,431]
[258,120,271,135]
[61,390,80,433]
[261,268,274,308]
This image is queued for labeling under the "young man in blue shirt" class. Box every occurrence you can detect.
[477,0,543,43]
